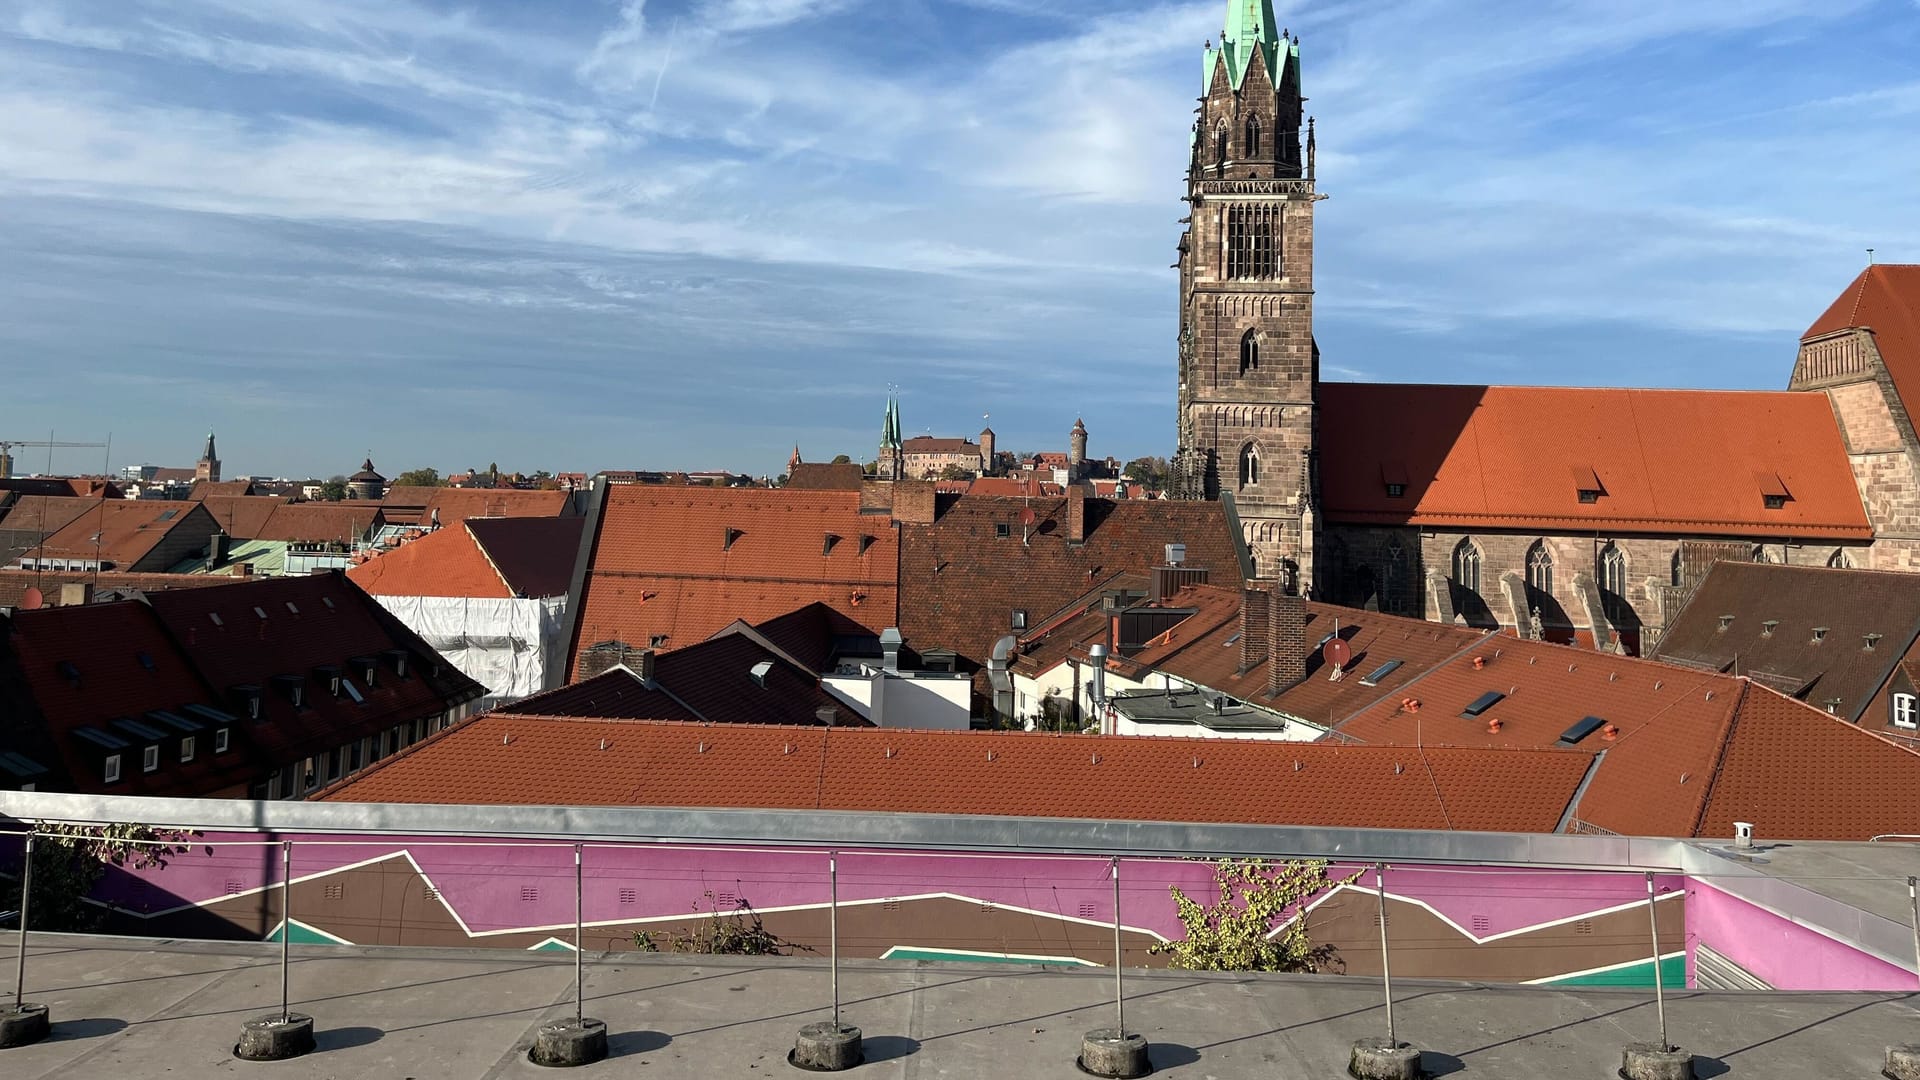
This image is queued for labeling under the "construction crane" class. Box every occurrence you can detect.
[0,439,109,480]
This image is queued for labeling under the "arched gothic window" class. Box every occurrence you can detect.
[1598,543,1627,598]
[1244,115,1262,158]
[1238,443,1259,488]
[1215,125,1229,164]
[1752,545,1777,564]
[1670,547,1683,588]
[1451,538,1481,594]
[1829,548,1854,569]
[1239,329,1259,373]
[1526,540,1554,596]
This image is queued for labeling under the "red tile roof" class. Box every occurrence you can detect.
[348,522,512,599]
[317,716,1591,832]
[0,570,235,610]
[196,495,286,540]
[380,486,574,527]
[899,496,1244,667]
[1698,684,1920,841]
[1,495,113,540]
[1317,384,1870,538]
[1805,264,1920,419]
[569,487,900,676]
[189,480,257,500]
[250,502,381,544]
[785,462,867,491]
[27,501,218,570]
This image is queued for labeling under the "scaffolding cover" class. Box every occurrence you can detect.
[373,595,568,708]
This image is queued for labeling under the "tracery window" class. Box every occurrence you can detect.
[1238,443,1259,488]
[1526,540,1554,596]
[1226,205,1279,279]
[1244,115,1261,158]
[1451,538,1481,594]
[1239,329,1259,373]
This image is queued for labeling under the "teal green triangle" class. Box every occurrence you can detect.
[265,920,347,945]
[1209,0,1283,92]
[1539,954,1686,988]
[530,937,578,953]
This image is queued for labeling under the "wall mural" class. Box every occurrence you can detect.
[4,831,1701,987]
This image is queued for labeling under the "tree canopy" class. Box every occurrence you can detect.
[393,467,443,488]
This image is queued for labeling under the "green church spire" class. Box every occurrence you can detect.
[1206,0,1289,93]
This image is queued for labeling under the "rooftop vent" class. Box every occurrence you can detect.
[749,660,773,688]
[1165,543,1187,566]
[1812,626,1829,644]
[822,533,840,556]
[723,527,744,551]
[1461,691,1505,717]
[1556,716,1606,746]
[1717,615,1734,632]
[1761,620,1778,637]
[1865,633,1883,651]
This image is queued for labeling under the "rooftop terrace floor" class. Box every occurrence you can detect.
[3,933,1918,1078]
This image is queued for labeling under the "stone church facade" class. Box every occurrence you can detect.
[1169,0,1920,652]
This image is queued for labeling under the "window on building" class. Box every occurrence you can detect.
[1752,545,1777,564]
[142,745,160,773]
[214,727,230,754]
[1598,543,1627,597]
[1451,539,1481,594]
[1895,693,1917,729]
[1226,205,1279,279]
[995,522,1011,538]
[1384,483,1406,498]
[1240,329,1259,373]
[1239,443,1260,488]
[1215,125,1228,164]
[649,634,669,648]
[1011,609,1028,630]
[1670,548,1684,588]
[1244,115,1261,158]
[103,754,121,784]
[1526,541,1554,596]
[1829,548,1854,569]
[180,736,195,764]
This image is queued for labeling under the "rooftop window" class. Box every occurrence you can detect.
[1462,690,1505,717]
[1358,660,1403,686]
[1556,716,1606,746]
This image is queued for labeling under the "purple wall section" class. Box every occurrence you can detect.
[87,831,1671,945]
[1685,880,1918,992]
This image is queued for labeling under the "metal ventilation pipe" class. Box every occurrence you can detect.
[880,628,903,676]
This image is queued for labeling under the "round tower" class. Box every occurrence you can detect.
[1069,418,1088,466]
[349,458,386,501]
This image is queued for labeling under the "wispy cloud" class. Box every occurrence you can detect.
[0,0,1913,476]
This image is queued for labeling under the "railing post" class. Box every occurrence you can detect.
[1616,872,1692,1078]
[235,838,314,1061]
[1348,863,1420,1079]
[1,830,50,1049]
[1112,856,1124,1038]
[1376,862,1394,1045]
[12,833,31,1009]
[791,849,859,1070]
[1909,876,1919,985]
[830,851,840,1030]
[1078,855,1147,1078]
[574,843,584,1026]
[1646,871,1667,1048]
[528,842,606,1067]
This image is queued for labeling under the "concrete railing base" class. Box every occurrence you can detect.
[1885,1044,1920,1080]
[234,1012,316,1061]
[529,1017,608,1067]
[791,1022,862,1071]
[1349,1036,1422,1080]
[1619,1042,1693,1080]
[1079,1028,1150,1078]
[0,1003,51,1049]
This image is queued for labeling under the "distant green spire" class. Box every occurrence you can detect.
[1205,0,1286,93]
[882,394,901,449]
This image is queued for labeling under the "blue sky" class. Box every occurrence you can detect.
[1,0,1916,479]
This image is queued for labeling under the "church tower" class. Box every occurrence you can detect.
[1171,0,1320,592]
[195,431,221,484]
[876,394,904,480]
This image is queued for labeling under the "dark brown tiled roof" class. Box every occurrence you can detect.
[494,667,698,722]
[380,486,574,527]
[318,716,1592,832]
[1649,562,1920,724]
[189,480,257,500]
[785,462,867,491]
[467,517,584,599]
[196,495,286,540]
[0,570,235,610]
[250,502,382,544]
[509,633,856,727]
[749,602,881,674]
[898,496,1243,667]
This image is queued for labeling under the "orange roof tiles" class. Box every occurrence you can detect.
[1806,264,1920,418]
[570,487,900,676]
[250,502,381,544]
[27,501,217,570]
[381,486,574,527]
[349,522,512,599]
[317,717,1591,832]
[0,569,234,609]
[196,495,286,540]
[1318,384,1870,538]
[1698,684,1920,841]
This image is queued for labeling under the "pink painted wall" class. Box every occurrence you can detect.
[1685,879,1917,991]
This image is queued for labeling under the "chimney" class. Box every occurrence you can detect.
[1066,484,1087,543]
[1238,588,1271,672]
[1268,592,1307,697]
[891,481,937,525]
[58,583,94,607]
[577,641,633,682]
[815,705,839,727]
[632,647,656,685]
[233,562,253,578]
[210,530,231,570]
[880,628,903,675]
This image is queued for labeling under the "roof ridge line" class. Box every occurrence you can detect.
[1687,679,1752,838]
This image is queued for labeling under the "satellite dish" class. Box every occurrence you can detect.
[1020,507,1037,526]
[1324,637,1352,669]
[21,587,43,610]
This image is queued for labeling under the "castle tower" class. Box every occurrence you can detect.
[876,394,904,480]
[978,426,996,475]
[195,431,221,484]
[1171,0,1319,591]
[349,458,386,501]
[1069,418,1088,466]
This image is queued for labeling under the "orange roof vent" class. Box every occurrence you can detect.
[1486,717,1503,733]
[1472,655,1486,670]
[1602,723,1620,741]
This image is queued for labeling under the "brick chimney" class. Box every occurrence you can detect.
[577,641,637,682]
[1066,484,1087,543]
[1268,593,1308,697]
[58,583,93,607]
[1238,587,1271,673]
[891,481,937,525]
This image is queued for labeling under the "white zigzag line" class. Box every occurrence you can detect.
[1266,882,1681,945]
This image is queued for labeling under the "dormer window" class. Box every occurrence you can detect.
[1573,465,1605,505]
[1381,460,1408,499]
[1764,494,1788,510]
[103,754,121,784]
[142,745,160,773]
[1385,483,1406,498]
[1756,471,1792,510]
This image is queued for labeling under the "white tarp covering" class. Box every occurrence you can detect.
[372,594,568,709]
